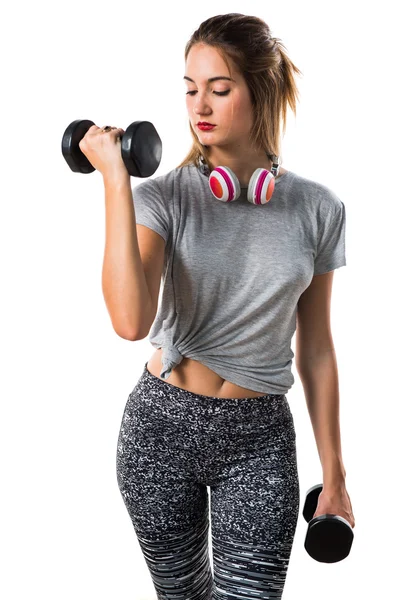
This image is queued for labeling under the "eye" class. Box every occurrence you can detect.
[186,90,230,96]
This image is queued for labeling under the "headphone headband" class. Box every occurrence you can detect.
[198,152,281,178]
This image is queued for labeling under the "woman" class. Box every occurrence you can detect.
[81,12,355,600]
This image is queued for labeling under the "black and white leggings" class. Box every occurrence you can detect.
[116,362,300,599]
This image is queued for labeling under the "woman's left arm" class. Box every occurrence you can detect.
[295,270,355,527]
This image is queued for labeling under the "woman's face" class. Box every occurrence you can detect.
[184,43,254,149]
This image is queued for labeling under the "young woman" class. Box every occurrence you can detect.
[81,12,355,600]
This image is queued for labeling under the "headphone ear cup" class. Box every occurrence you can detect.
[248,168,275,205]
[209,166,241,202]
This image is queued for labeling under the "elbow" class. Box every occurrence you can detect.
[114,325,148,341]
[115,329,137,341]
[110,310,153,341]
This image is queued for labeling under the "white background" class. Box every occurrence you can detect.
[1,1,398,598]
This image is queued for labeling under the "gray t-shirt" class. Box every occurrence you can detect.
[131,163,346,394]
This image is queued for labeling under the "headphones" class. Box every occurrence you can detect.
[198,152,281,205]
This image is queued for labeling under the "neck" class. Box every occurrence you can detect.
[202,147,281,185]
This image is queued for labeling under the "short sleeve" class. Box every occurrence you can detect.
[132,178,170,244]
[314,200,347,275]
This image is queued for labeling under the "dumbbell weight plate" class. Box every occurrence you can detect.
[61,119,96,174]
[121,120,162,178]
[61,119,162,178]
[303,484,354,563]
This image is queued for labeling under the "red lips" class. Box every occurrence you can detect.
[198,122,215,126]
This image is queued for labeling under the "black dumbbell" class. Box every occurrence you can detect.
[303,483,354,563]
[61,119,162,178]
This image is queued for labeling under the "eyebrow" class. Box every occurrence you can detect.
[183,76,234,83]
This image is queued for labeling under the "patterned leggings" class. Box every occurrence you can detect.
[116,362,300,599]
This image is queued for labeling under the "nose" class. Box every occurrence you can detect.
[191,91,212,118]
[193,106,212,120]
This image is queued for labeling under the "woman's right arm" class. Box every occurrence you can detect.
[101,172,153,340]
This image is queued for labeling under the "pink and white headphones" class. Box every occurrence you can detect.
[198,152,281,205]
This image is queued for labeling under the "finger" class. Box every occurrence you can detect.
[85,124,101,136]
[110,127,125,140]
[102,127,123,138]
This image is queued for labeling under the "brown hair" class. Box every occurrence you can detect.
[176,13,303,172]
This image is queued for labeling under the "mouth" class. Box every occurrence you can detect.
[197,122,216,130]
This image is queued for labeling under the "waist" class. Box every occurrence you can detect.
[148,348,268,399]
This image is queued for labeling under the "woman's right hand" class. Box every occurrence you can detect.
[78,125,128,179]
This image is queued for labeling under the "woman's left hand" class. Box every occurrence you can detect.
[313,485,355,528]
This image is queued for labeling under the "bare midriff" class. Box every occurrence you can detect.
[146,348,269,399]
